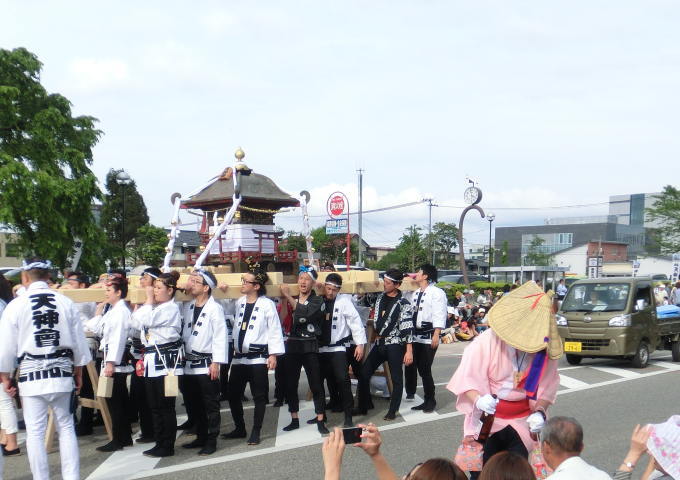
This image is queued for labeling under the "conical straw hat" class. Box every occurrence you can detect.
[487,281,563,359]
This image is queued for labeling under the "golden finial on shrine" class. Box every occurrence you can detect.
[235,147,245,161]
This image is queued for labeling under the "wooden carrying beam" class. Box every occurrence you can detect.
[58,271,419,304]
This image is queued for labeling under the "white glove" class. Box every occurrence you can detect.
[527,412,546,433]
[475,394,498,415]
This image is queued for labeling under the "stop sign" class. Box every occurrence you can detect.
[327,192,348,218]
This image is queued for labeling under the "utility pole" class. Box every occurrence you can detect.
[357,169,364,266]
[425,198,436,265]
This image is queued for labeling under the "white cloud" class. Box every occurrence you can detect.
[68,58,129,92]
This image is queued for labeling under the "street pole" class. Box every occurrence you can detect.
[487,213,495,282]
[116,170,132,270]
[425,198,434,265]
[357,169,364,267]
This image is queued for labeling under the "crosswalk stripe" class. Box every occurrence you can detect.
[589,366,642,378]
[275,400,324,448]
[559,374,589,389]
[399,393,439,421]
[652,361,680,370]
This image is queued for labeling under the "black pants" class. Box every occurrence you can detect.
[284,352,325,414]
[228,364,268,431]
[358,343,405,414]
[130,373,154,438]
[106,372,133,446]
[469,426,529,480]
[220,362,231,399]
[274,354,287,403]
[179,375,197,427]
[404,342,438,404]
[145,376,177,450]
[184,374,221,441]
[319,351,353,416]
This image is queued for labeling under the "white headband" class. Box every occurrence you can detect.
[196,270,216,289]
[143,271,159,279]
[22,260,52,271]
[384,274,402,283]
[324,281,341,289]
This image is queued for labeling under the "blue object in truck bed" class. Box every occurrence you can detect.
[657,305,680,318]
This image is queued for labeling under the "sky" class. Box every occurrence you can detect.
[2,1,678,248]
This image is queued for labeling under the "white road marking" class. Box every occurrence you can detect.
[398,393,439,421]
[558,374,589,389]
[589,366,642,378]
[125,365,680,479]
[85,415,187,480]
[652,361,680,370]
[274,400,324,448]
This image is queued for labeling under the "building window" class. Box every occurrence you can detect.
[4,243,21,258]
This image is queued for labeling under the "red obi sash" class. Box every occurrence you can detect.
[495,398,531,419]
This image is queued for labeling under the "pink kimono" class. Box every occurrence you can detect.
[446,329,560,451]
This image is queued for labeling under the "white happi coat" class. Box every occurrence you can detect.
[132,301,184,377]
[84,300,133,373]
[231,296,284,366]
[407,283,448,345]
[319,294,367,354]
[181,296,229,375]
[0,281,91,396]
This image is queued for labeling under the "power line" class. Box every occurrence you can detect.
[437,202,609,211]
[277,199,427,218]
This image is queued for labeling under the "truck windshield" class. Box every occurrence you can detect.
[561,283,630,313]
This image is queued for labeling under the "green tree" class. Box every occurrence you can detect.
[646,185,680,253]
[128,224,167,266]
[524,235,552,266]
[500,240,509,265]
[0,47,106,273]
[100,168,149,267]
[377,225,427,272]
[423,222,459,267]
[308,226,359,265]
[280,231,307,253]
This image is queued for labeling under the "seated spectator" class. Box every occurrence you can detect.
[540,416,611,479]
[322,424,466,480]
[447,306,456,328]
[614,416,679,480]
[475,308,489,333]
[479,451,534,480]
[456,318,476,341]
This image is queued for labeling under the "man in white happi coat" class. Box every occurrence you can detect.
[0,259,91,480]
[317,273,366,427]
[179,269,228,455]
[404,263,447,413]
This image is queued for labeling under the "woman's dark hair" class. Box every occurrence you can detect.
[249,268,269,297]
[478,451,534,480]
[107,275,129,299]
[157,271,181,297]
[0,274,12,303]
[109,268,127,278]
[409,458,466,480]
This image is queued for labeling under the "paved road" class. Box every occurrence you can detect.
[4,343,680,480]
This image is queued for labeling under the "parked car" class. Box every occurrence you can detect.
[438,274,488,284]
[556,276,680,368]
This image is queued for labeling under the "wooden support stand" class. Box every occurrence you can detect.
[45,362,112,453]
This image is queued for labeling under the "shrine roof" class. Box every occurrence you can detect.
[183,170,300,209]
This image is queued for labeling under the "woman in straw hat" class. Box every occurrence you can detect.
[446,281,563,478]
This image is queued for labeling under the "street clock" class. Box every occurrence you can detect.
[464,186,482,205]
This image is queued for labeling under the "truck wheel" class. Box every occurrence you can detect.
[566,354,582,366]
[631,341,650,368]
[672,341,680,362]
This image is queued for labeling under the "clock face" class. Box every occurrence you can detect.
[464,186,482,205]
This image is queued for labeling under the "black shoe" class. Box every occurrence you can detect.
[282,419,299,431]
[273,400,284,407]
[143,447,174,458]
[411,402,426,411]
[121,439,133,447]
[183,426,197,436]
[423,403,436,413]
[383,412,397,421]
[221,428,247,439]
[1,446,21,457]
[405,394,415,401]
[182,439,205,449]
[135,437,155,444]
[96,441,122,452]
[307,414,327,425]
[247,429,261,445]
[177,421,194,431]
[198,443,217,456]
[317,421,330,435]
[351,407,367,416]
[75,425,93,437]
